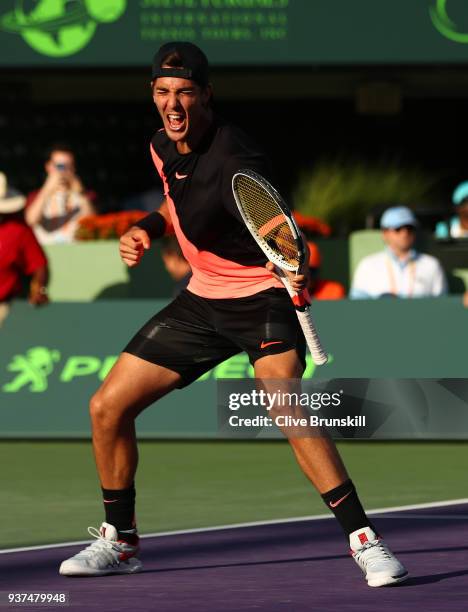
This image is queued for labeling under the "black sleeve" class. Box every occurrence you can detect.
[134,211,167,239]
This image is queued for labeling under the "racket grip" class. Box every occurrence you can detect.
[295,308,328,366]
[276,268,328,366]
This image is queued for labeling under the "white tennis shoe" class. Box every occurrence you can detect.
[59,522,142,576]
[350,526,408,587]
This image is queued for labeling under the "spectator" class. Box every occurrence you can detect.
[160,236,192,296]
[435,181,468,240]
[0,173,49,327]
[25,143,96,244]
[307,242,345,300]
[350,206,447,299]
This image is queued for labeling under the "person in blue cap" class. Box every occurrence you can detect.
[435,182,468,240]
[351,206,447,299]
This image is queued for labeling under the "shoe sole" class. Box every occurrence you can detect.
[367,572,409,588]
[59,559,143,577]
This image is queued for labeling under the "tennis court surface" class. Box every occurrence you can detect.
[3,500,468,612]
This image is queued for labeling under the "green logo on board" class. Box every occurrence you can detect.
[0,0,127,58]
[430,0,468,43]
[1,349,323,393]
[3,346,61,392]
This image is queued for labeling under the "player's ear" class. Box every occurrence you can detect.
[201,84,213,107]
[150,79,158,101]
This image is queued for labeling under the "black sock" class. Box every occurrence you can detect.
[101,483,137,542]
[321,479,377,539]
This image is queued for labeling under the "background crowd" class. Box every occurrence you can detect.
[1,136,467,326]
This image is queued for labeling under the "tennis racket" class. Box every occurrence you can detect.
[232,169,328,366]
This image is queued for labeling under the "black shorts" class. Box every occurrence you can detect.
[124,288,306,387]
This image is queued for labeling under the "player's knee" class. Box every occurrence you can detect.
[89,391,117,427]
[90,388,136,429]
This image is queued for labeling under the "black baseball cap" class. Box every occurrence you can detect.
[151,41,209,86]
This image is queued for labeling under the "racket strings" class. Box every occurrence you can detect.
[234,176,298,267]
[274,225,299,264]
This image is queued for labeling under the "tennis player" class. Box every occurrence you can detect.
[60,42,408,587]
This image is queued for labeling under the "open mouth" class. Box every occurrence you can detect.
[167,113,186,132]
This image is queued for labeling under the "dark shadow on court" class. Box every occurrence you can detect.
[400,569,468,587]
[138,553,349,575]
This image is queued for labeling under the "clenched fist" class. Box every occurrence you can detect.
[119,226,151,268]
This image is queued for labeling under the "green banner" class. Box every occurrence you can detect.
[1,1,468,66]
[0,297,466,438]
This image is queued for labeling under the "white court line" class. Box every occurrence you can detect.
[376,513,468,520]
[2,497,468,555]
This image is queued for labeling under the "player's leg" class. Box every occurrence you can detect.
[90,352,181,490]
[60,289,240,577]
[223,289,375,533]
[224,288,407,587]
[254,349,349,492]
[254,351,376,536]
[60,354,181,577]
[254,349,408,587]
